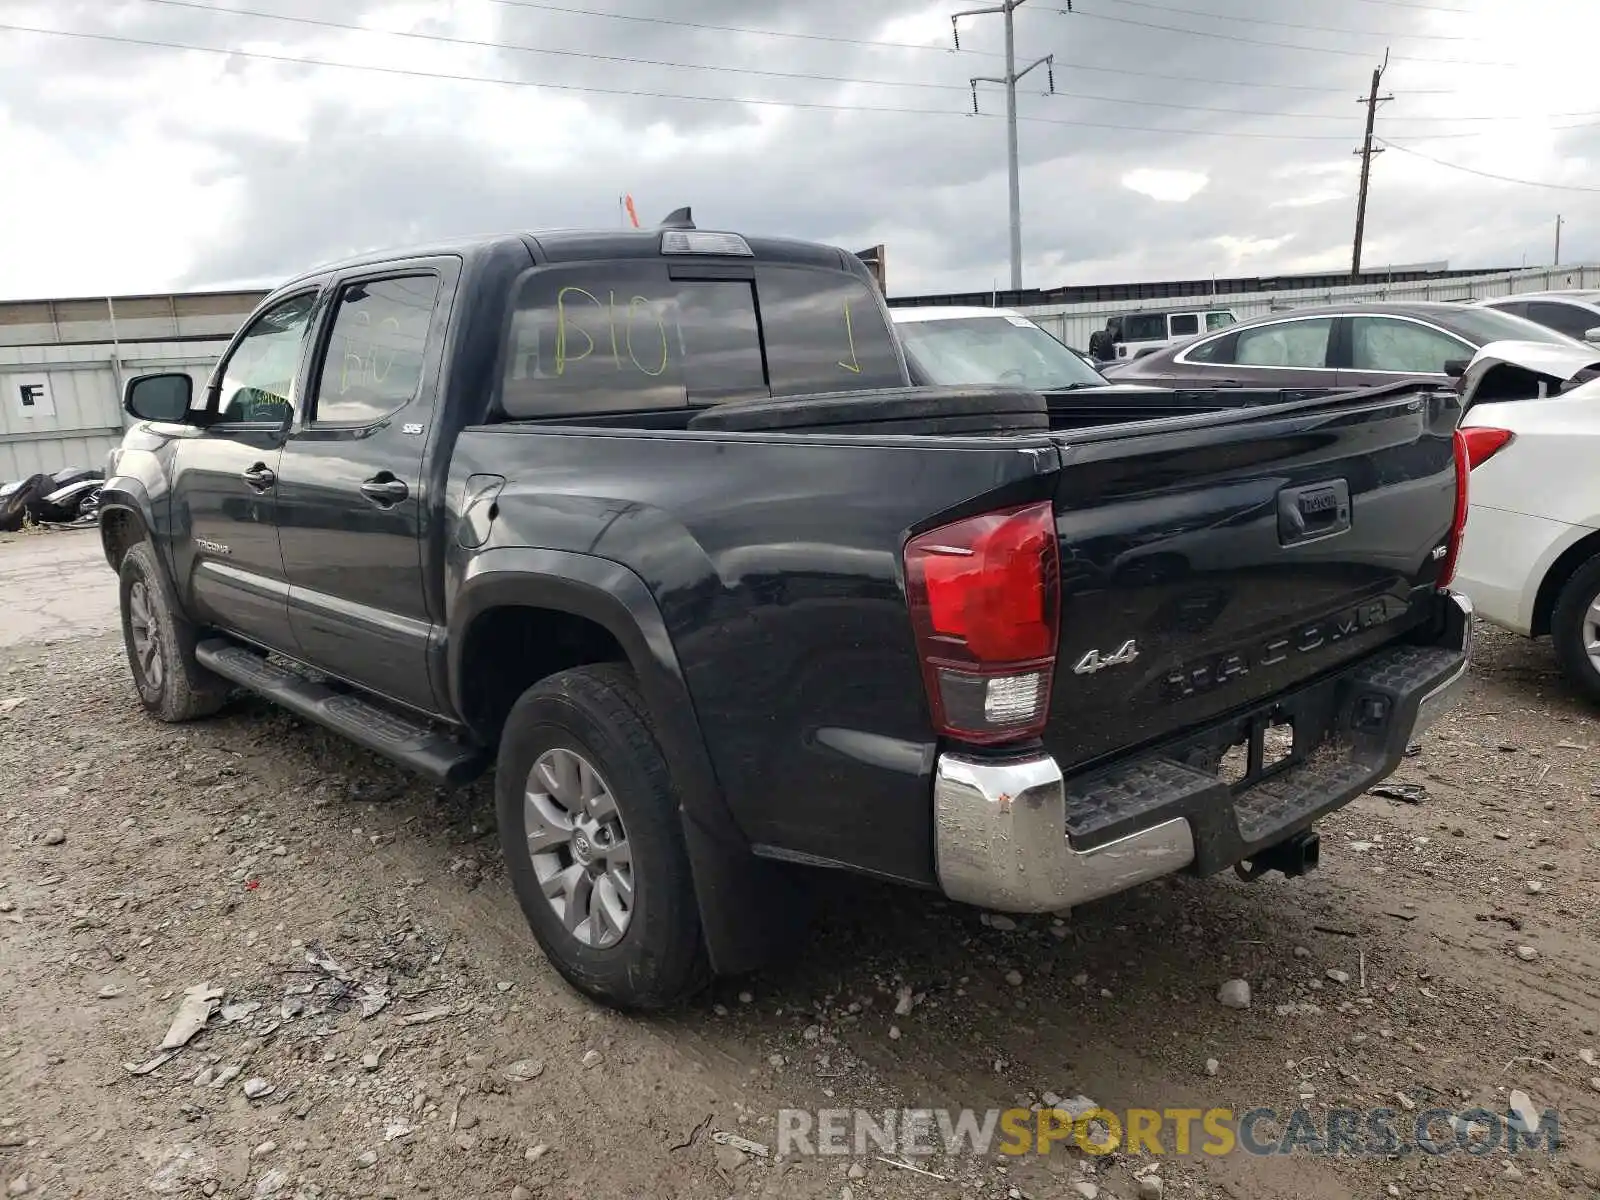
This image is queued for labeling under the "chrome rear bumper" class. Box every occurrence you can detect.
[932,591,1473,913]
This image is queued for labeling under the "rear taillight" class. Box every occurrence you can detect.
[1437,428,1472,588]
[1460,426,1514,469]
[904,502,1060,744]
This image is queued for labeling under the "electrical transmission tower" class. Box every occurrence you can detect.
[953,0,1055,292]
[1351,49,1391,282]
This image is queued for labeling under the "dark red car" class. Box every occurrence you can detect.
[1101,301,1582,392]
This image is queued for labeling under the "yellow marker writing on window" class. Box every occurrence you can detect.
[837,299,862,374]
[555,286,602,376]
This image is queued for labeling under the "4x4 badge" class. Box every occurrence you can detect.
[1073,639,1139,675]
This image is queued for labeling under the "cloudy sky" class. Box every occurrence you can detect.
[0,0,1594,300]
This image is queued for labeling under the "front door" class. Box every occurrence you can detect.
[172,290,320,655]
[275,262,457,715]
[1334,314,1472,390]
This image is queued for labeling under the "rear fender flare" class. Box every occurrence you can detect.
[449,549,800,974]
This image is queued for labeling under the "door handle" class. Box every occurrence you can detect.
[360,475,410,506]
[242,464,276,491]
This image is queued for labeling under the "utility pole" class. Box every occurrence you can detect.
[1554,214,1562,266]
[955,0,1054,292]
[1350,49,1391,283]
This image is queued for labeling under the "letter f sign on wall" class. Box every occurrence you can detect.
[6,374,55,419]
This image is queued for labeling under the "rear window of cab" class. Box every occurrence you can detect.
[497,262,903,418]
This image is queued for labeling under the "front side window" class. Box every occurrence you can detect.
[1234,318,1334,369]
[1349,317,1468,374]
[1527,301,1598,341]
[896,315,1107,390]
[1206,311,1236,331]
[215,293,317,424]
[312,275,442,425]
[758,267,903,396]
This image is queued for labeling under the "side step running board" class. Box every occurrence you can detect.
[195,639,489,785]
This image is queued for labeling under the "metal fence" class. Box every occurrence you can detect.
[1011,264,1600,350]
[0,339,232,480]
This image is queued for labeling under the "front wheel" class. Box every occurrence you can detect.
[1550,553,1600,704]
[496,665,708,1010]
[118,542,230,721]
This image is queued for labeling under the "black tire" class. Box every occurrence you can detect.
[118,542,231,722]
[496,664,709,1010]
[1551,554,1600,704]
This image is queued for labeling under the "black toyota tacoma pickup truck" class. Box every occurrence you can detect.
[100,215,1473,1009]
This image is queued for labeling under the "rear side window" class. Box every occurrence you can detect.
[1168,314,1200,337]
[1184,332,1236,364]
[312,275,442,425]
[758,266,903,395]
[500,263,766,417]
[1235,318,1333,368]
[1122,314,1167,342]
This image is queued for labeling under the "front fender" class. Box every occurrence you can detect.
[98,476,161,572]
[449,547,806,974]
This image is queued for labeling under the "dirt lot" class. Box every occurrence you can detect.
[2,527,1599,1199]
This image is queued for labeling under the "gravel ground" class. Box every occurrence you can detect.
[2,528,1599,1199]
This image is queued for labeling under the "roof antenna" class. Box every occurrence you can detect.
[658,206,696,230]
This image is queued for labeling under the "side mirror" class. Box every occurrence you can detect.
[124,373,193,423]
[1443,359,1468,379]
[1585,327,1600,345]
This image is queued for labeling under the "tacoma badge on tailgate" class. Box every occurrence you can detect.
[1162,595,1405,701]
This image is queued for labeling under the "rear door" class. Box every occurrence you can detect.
[274,260,458,714]
[1168,313,1340,390]
[1044,384,1457,773]
[1335,314,1473,391]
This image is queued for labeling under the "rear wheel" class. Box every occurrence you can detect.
[118,542,230,721]
[1550,553,1600,704]
[496,665,708,1009]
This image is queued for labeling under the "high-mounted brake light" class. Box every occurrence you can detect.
[1460,426,1514,470]
[660,230,753,256]
[904,502,1060,744]
[1437,428,1472,588]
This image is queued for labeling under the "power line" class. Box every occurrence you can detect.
[394,0,1483,96]
[1376,138,1600,193]
[126,1,1600,130]
[1054,7,1517,66]
[2,20,1584,145]
[486,0,1008,58]
[1338,0,1478,13]
[1106,0,1485,41]
[0,19,1331,137]
[137,0,1465,98]
[136,0,979,95]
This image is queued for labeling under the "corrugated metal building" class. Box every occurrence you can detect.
[0,290,266,481]
[2,262,1595,480]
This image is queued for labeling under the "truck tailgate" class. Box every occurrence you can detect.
[1043,385,1456,773]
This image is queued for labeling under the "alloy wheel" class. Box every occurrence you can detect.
[523,747,634,948]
